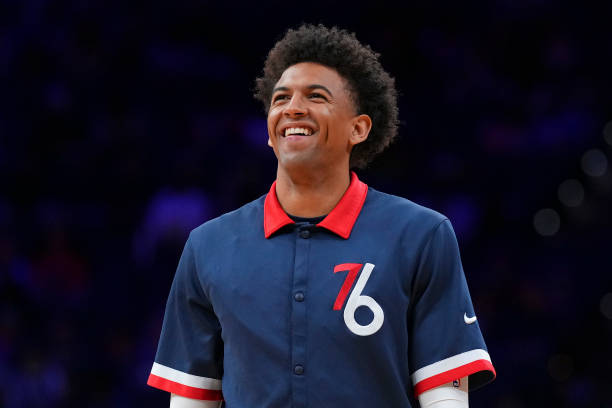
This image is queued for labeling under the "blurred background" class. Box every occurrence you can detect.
[1,1,611,407]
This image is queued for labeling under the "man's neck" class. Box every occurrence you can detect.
[275,166,351,218]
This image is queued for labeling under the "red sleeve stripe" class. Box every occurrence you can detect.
[150,362,221,389]
[147,374,224,400]
[411,349,496,396]
[147,362,222,400]
[413,359,495,396]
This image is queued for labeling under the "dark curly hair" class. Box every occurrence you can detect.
[254,24,399,169]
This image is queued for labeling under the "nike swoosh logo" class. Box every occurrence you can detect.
[464,313,477,324]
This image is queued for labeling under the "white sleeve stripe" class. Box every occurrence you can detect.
[411,349,492,384]
[151,362,222,390]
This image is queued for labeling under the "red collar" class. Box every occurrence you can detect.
[263,171,368,239]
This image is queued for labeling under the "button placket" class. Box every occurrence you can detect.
[290,227,310,408]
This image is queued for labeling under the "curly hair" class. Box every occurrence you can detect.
[254,24,399,169]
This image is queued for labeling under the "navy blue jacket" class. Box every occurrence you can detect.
[148,172,495,407]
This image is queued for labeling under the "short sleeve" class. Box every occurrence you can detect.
[409,219,495,397]
[147,235,224,403]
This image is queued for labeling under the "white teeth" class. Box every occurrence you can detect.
[284,127,313,136]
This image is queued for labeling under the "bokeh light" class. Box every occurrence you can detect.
[581,149,608,177]
[557,179,584,207]
[600,293,612,319]
[533,208,561,236]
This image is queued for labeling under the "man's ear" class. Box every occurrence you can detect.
[349,114,372,147]
[268,137,273,147]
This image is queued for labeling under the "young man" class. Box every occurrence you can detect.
[148,25,496,408]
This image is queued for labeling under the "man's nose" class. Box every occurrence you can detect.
[283,95,307,117]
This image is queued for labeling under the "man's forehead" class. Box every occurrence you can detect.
[274,62,346,91]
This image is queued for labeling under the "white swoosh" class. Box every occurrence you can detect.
[464,313,477,324]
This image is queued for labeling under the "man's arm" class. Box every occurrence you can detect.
[418,377,468,408]
[147,235,224,404]
[170,393,222,408]
[409,219,495,399]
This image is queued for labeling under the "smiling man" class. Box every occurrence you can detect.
[265,61,372,221]
[148,25,495,408]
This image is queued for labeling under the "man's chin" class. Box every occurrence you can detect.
[278,151,320,169]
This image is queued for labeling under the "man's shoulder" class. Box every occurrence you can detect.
[190,193,266,240]
[365,187,448,230]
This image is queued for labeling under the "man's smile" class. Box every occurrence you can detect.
[279,122,317,138]
[284,127,313,136]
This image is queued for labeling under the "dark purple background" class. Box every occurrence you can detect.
[1,1,612,407]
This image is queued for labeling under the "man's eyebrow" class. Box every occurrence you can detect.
[272,86,289,94]
[271,84,333,96]
[307,84,333,96]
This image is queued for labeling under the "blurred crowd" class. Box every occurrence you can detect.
[1,1,611,407]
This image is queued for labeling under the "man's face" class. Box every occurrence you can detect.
[267,62,366,172]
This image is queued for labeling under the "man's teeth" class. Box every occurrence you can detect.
[284,127,313,136]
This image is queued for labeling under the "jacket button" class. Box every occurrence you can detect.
[299,230,311,239]
[294,292,304,302]
[294,364,304,375]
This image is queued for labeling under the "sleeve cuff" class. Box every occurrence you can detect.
[147,362,223,401]
[411,349,496,396]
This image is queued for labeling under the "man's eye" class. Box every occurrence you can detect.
[273,95,289,102]
[309,93,326,100]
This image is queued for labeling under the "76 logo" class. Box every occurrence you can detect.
[333,263,384,336]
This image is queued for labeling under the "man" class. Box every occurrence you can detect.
[147,25,495,407]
